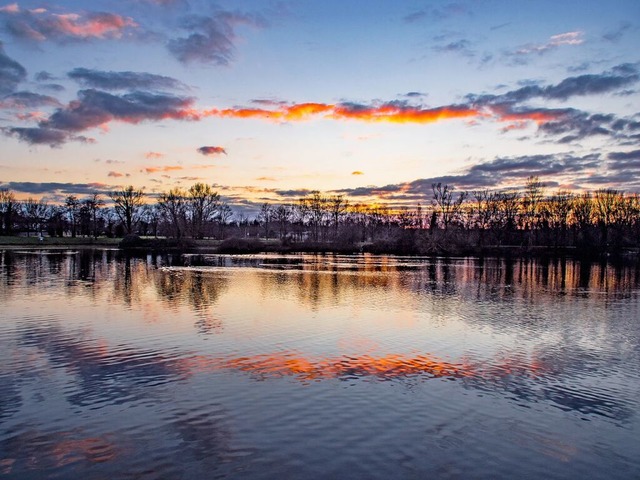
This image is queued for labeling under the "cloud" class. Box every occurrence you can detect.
[403,4,467,23]
[2,126,94,147]
[34,70,54,81]
[469,64,640,106]
[197,145,226,156]
[145,151,164,159]
[201,101,479,124]
[143,165,184,174]
[274,188,314,198]
[6,64,637,149]
[608,149,640,161]
[432,39,474,57]
[351,171,364,175]
[44,89,197,131]
[4,88,198,146]
[0,41,26,95]
[607,149,640,171]
[138,0,183,5]
[107,171,125,177]
[0,5,137,42]
[603,22,631,42]
[68,67,186,91]
[167,10,266,65]
[400,91,427,99]
[0,91,61,108]
[0,181,110,195]
[510,31,584,57]
[334,153,602,200]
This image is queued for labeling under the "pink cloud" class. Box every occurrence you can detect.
[0,5,137,42]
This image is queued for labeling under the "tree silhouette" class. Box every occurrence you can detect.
[109,186,144,235]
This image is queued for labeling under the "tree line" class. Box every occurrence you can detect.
[1,177,639,253]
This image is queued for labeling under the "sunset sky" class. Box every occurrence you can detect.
[0,0,639,212]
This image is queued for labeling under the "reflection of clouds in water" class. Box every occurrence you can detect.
[20,325,189,408]
[6,325,243,478]
[3,251,640,432]
[179,349,635,422]
[462,344,636,422]
[14,321,635,423]
[0,428,117,475]
[0,375,22,422]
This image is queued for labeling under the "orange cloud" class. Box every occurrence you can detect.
[332,104,480,123]
[145,151,164,159]
[201,102,481,124]
[143,165,184,174]
[351,171,364,175]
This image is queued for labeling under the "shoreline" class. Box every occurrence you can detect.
[1,236,638,262]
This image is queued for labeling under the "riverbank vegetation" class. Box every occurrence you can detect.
[1,177,639,257]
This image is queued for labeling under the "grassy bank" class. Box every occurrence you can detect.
[0,236,122,247]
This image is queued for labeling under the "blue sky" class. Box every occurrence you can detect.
[0,0,639,211]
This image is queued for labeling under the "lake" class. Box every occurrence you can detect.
[1,249,639,479]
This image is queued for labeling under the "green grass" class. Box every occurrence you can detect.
[0,236,121,247]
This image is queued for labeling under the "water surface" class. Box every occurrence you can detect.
[1,250,639,479]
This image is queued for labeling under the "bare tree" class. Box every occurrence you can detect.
[216,202,233,239]
[258,203,273,239]
[158,187,187,238]
[473,190,499,245]
[593,189,622,245]
[522,176,545,231]
[22,198,49,237]
[572,193,593,230]
[65,195,80,237]
[0,188,16,235]
[327,195,348,240]
[304,192,328,242]
[186,183,219,239]
[432,183,467,231]
[548,191,573,246]
[109,185,145,235]
[83,193,104,239]
[496,190,520,242]
[274,204,293,239]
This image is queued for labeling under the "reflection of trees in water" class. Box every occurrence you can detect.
[446,256,640,303]
[154,269,228,334]
[249,254,640,316]
[111,255,161,308]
